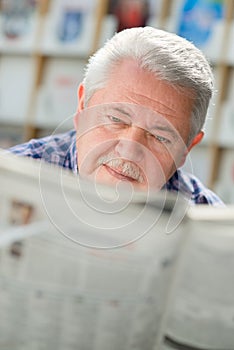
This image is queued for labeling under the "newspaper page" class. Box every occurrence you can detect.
[164,206,234,349]
[0,150,188,350]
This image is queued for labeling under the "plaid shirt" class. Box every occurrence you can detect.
[9,129,223,206]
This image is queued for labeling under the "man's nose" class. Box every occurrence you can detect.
[114,126,146,162]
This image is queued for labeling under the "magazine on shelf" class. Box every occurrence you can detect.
[0,0,39,53]
[167,0,225,63]
[218,69,234,148]
[214,149,234,205]
[40,0,103,57]
[226,20,234,65]
[0,150,234,350]
[0,55,34,123]
[34,58,85,129]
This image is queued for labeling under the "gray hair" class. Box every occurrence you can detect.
[83,26,214,144]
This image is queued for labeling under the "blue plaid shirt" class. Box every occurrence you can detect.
[9,129,223,206]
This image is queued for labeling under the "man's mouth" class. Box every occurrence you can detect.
[98,156,144,184]
[103,164,139,182]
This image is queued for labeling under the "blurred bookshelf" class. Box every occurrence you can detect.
[0,0,234,203]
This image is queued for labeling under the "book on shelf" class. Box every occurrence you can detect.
[39,0,99,56]
[34,58,85,130]
[167,0,225,63]
[226,20,234,65]
[0,55,34,124]
[204,66,220,141]
[0,0,39,53]
[218,102,234,147]
[107,0,150,32]
[218,69,234,147]
[107,0,163,32]
[214,149,234,204]
[0,150,234,349]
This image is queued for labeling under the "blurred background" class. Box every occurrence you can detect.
[0,0,233,203]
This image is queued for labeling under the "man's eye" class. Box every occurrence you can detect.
[108,115,123,123]
[154,135,170,144]
[103,114,129,130]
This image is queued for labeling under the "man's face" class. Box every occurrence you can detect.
[74,59,200,191]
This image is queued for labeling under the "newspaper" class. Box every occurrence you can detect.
[0,150,187,350]
[164,206,234,350]
[1,151,234,350]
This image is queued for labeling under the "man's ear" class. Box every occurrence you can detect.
[179,131,204,167]
[77,83,85,111]
[74,83,85,130]
[187,131,204,152]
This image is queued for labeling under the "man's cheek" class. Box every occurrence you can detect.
[77,138,116,174]
[144,151,178,189]
[78,128,116,148]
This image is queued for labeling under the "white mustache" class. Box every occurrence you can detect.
[97,154,144,183]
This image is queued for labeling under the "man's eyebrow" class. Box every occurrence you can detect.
[110,106,132,117]
[151,124,179,139]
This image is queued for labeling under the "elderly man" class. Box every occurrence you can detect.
[9,27,222,205]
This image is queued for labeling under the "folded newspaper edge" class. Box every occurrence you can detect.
[187,205,234,221]
[0,148,189,211]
